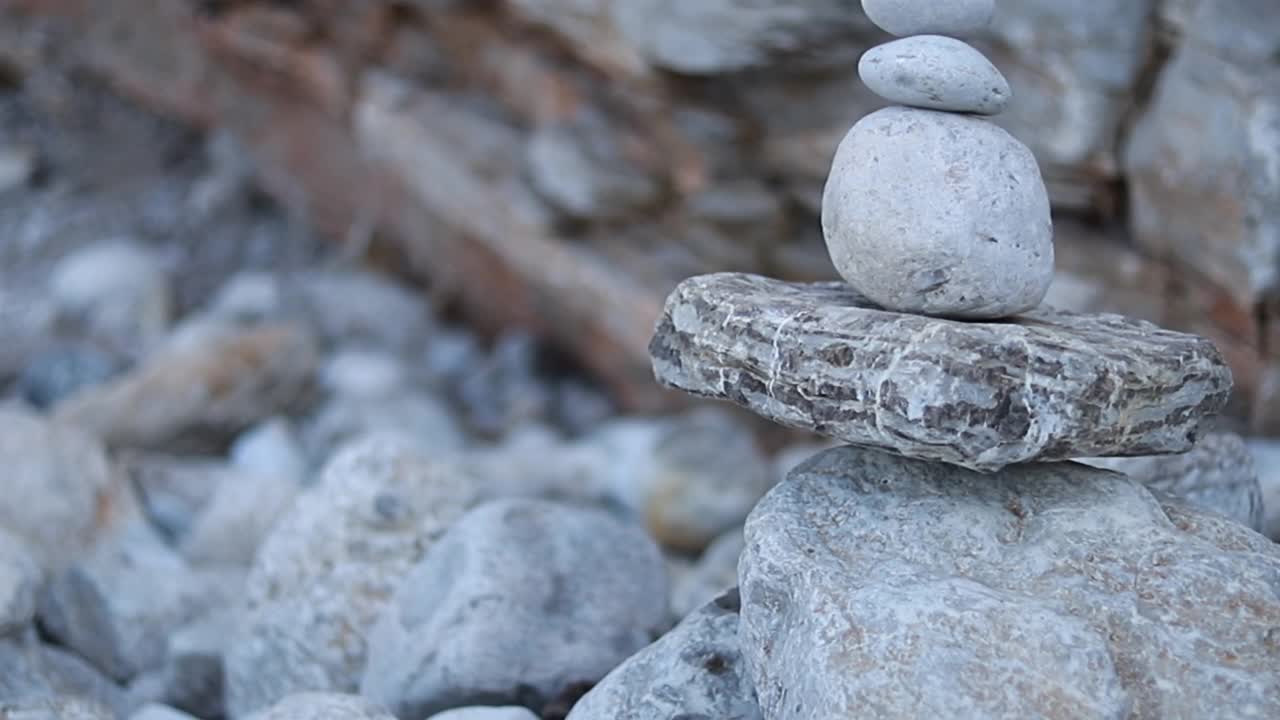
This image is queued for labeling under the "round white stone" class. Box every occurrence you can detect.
[859,36,1010,115]
[821,106,1054,319]
[861,0,995,37]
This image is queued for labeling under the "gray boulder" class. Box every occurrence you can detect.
[822,107,1053,319]
[740,446,1280,718]
[361,498,669,718]
[224,436,479,717]
[568,589,761,720]
[650,273,1232,472]
[1082,432,1264,531]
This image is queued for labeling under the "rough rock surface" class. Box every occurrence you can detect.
[1082,432,1264,531]
[567,589,761,720]
[224,436,479,717]
[361,498,669,719]
[740,446,1280,719]
[650,273,1232,471]
[243,692,398,720]
[858,37,1010,115]
[822,107,1054,319]
[54,324,318,451]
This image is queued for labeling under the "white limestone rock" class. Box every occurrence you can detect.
[859,36,1010,115]
[740,446,1280,718]
[822,106,1054,318]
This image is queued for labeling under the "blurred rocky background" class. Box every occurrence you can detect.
[0,0,1275,426]
[1,1,1279,719]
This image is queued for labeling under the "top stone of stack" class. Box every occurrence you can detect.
[861,0,996,37]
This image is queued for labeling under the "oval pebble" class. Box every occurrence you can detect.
[859,36,1011,116]
[861,0,995,37]
[821,106,1054,319]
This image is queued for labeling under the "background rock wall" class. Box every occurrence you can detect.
[3,0,1278,429]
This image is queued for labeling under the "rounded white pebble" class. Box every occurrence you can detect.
[862,0,995,37]
[821,106,1054,319]
[859,36,1011,116]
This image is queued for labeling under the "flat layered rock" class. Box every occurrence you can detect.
[650,273,1231,471]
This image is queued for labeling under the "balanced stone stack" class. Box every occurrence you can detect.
[649,1,1280,718]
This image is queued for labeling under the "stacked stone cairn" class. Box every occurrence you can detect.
[649,1,1280,718]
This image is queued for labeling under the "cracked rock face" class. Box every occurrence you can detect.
[740,446,1280,719]
[649,273,1232,472]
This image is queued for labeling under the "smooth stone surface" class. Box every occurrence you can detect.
[224,436,479,717]
[0,409,132,571]
[861,0,995,36]
[243,693,398,720]
[741,447,1280,719]
[1082,432,1264,531]
[427,708,540,720]
[650,273,1232,472]
[822,106,1054,319]
[53,324,318,451]
[859,36,1010,115]
[0,528,41,635]
[37,526,242,681]
[361,498,669,719]
[568,589,761,720]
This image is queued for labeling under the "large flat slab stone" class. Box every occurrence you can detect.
[649,273,1231,471]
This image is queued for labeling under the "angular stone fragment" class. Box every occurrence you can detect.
[567,589,761,720]
[740,447,1280,719]
[650,273,1232,471]
[1081,432,1264,531]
